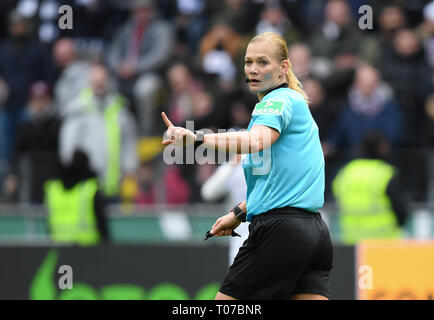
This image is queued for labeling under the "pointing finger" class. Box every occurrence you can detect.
[162,112,174,128]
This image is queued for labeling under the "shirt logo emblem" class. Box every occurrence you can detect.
[252,101,284,115]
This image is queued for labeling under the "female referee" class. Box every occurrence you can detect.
[161,32,333,300]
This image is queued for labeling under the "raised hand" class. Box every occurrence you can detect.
[161,112,196,146]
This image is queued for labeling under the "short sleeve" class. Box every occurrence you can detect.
[250,96,292,133]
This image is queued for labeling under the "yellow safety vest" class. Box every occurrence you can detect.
[44,178,100,246]
[332,159,403,244]
[79,88,125,197]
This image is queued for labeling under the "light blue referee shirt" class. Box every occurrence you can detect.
[242,86,325,222]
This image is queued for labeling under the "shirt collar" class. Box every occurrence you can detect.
[262,82,289,98]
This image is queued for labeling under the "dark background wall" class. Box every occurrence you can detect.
[0,244,355,300]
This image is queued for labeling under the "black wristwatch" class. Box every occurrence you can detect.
[232,203,247,222]
[194,130,204,147]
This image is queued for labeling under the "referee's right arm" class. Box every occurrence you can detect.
[162,112,280,154]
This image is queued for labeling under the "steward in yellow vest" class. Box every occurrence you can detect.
[44,150,108,246]
[332,131,408,244]
[78,87,126,197]
[60,64,139,201]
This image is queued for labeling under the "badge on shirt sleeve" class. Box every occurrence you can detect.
[252,101,284,115]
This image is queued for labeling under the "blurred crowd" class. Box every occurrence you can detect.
[0,0,433,207]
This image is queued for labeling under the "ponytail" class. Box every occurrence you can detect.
[286,60,309,104]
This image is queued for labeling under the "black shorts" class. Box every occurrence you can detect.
[219,207,333,299]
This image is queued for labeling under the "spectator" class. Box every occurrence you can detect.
[255,1,298,43]
[165,62,203,126]
[191,90,217,130]
[323,64,403,157]
[44,149,109,245]
[297,0,327,33]
[3,81,61,204]
[304,77,340,142]
[288,42,313,81]
[211,0,263,35]
[170,0,211,56]
[278,0,308,35]
[416,1,434,68]
[199,20,242,86]
[226,94,253,130]
[52,38,92,113]
[376,5,408,57]
[67,0,128,42]
[332,131,409,244]
[354,5,409,68]
[216,86,256,130]
[288,42,334,83]
[15,0,70,45]
[106,0,174,136]
[0,10,52,159]
[307,0,369,69]
[162,62,221,204]
[287,41,354,102]
[60,63,139,199]
[379,28,430,146]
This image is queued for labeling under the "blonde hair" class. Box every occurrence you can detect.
[249,32,309,103]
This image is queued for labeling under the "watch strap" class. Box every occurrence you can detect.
[232,203,247,222]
